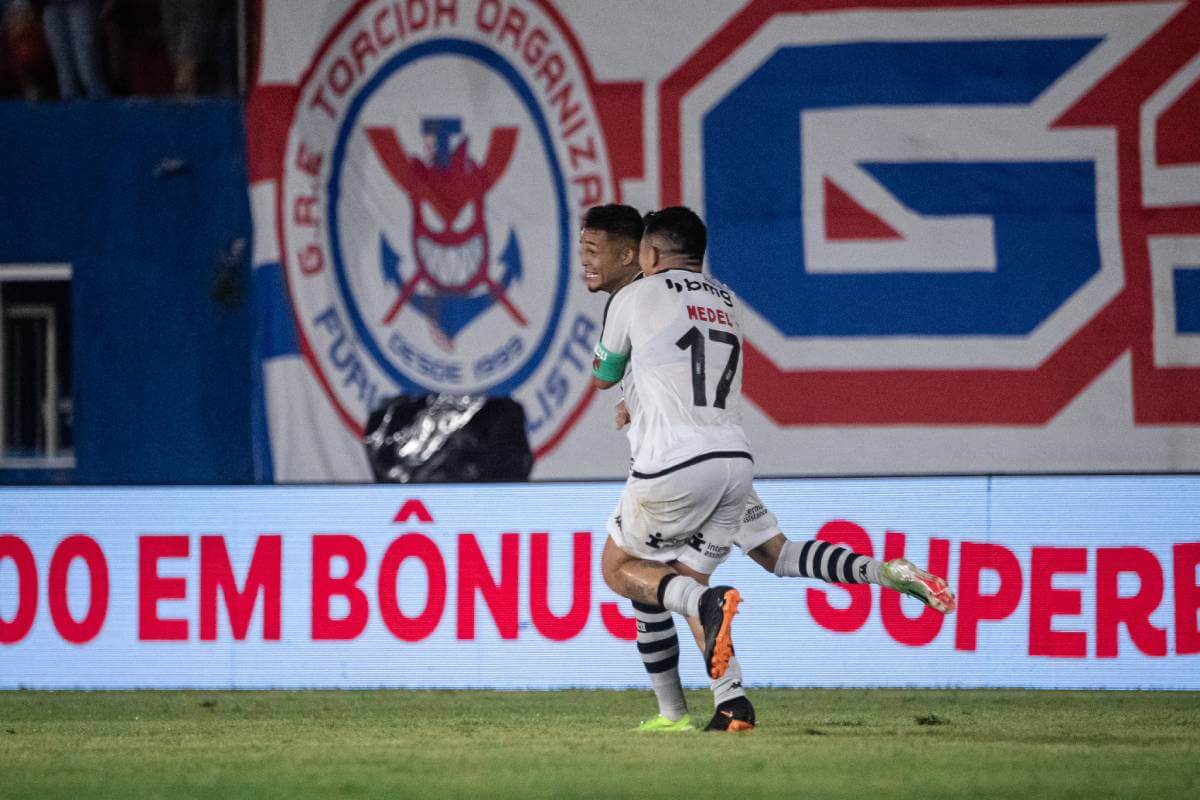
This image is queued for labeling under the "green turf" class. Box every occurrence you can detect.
[1,689,1197,799]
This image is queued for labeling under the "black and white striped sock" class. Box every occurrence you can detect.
[632,601,688,721]
[774,538,881,584]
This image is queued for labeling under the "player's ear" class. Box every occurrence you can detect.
[646,245,661,272]
[622,245,636,266]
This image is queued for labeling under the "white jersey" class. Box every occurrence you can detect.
[593,270,750,475]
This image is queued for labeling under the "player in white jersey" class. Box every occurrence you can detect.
[581,204,956,733]
[592,206,755,728]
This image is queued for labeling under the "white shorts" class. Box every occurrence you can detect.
[607,454,754,574]
[731,488,782,556]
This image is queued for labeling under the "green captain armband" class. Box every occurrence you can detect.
[592,343,629,382]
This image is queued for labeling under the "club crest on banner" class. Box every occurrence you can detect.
[279,0,615,456]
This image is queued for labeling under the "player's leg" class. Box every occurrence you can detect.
[746,534,954,612]
[599,539,707,731]
[606,480,696,731]
[664,564,743,713]
[603,464,748,731]
[600,535,733,645]
[631,600,693,730]
[735,491,955,613]
[602,466,745,677]
[599,536,680,606]
[628,570,749,732]
[672,563,755,733]
[746,532,880,583]
[672,457,756,731]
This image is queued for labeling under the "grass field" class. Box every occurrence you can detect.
[1,689,1197,799]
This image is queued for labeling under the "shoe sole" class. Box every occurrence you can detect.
[910,568,956,614]
[708,589,740,679]
[726,720,755,732]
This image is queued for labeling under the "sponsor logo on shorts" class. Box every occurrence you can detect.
[742,504,769,524]
[686,531,730,560]
[644,531,666,550]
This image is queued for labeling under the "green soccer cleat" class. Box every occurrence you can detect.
[880,558,956,614]
[636,714,697,732]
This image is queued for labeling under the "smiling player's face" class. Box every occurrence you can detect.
[579,228,637,294]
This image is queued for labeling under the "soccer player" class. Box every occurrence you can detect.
[591,205,758,730]
[580,204,956,733]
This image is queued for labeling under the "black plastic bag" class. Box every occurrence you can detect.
[364,394,533,483]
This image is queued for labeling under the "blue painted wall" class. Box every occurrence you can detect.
[0,100,254,484]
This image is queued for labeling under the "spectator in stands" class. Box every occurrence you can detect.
[213,0,237,95]
[4,0,239,99]
[100,0,171,96]
[2,0,50,99]
[159,0,214,95]
[40,0,109,98]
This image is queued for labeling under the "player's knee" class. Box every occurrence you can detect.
[748,534,788,573]
[599,537,625,592]
[600,562,620,593]
[670,559,712,586]
[746,544,777,572]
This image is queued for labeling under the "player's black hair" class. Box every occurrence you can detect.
[582,204,644,243]
[642,206,706,264]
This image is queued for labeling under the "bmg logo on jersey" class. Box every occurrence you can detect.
[279,0,616,454]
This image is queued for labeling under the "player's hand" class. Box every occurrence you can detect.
[615,400,630,429]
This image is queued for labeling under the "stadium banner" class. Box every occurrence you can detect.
[2,476,1197,690]
[246,0,1200,482]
